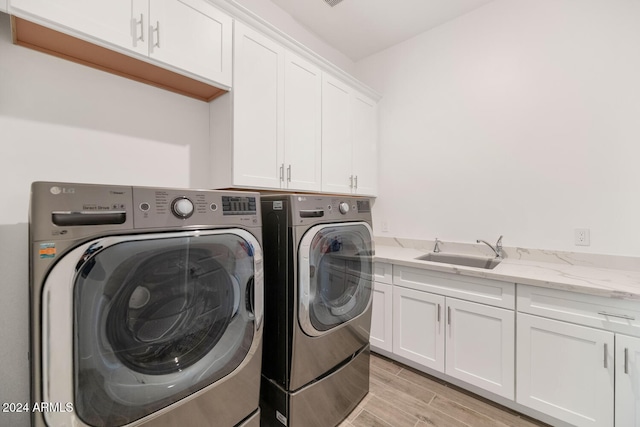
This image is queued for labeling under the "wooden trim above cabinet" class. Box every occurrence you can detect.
[11,16,227,102]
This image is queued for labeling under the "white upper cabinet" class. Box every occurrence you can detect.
[352,92,378,196]
[322,74,378,196]
[322,75,353,194]
[216,22,323,191]
[232,22,284,189]
[9,0,232,87]
[283,51,322,191]
[10,0,148,55]
[148,0,232,85]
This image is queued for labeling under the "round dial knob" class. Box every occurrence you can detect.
[172,197,194,218]
[338,202,350,214]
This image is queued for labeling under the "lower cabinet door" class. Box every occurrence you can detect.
[516,313,614,427]
[445,298,514,399]
[370,282,393,352]
[615,334,640,427]
[393,286,444,371]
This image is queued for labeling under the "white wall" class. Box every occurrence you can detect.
[0,12,210,425]
[232,0,356,74]
[356,0,640,257]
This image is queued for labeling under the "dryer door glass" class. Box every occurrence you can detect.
[72,232,259,427]
[300,223,373,335]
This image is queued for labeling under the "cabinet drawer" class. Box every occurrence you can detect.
[374,262,392,284]
[518,285,640,337]
[393,266,514,309]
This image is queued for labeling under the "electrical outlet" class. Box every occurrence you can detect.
[381,220,389,232]
[575,228,590,246]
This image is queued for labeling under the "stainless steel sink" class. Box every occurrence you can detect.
[415,253,501,269]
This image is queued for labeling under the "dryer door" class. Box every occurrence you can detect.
[298,222,373,337]
[40,229,263,427]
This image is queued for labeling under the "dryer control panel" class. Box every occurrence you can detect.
[286,195,373,226]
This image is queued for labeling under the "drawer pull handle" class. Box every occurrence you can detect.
[598,311,636,321]
[625,348,629,374]
[604,343,608,368]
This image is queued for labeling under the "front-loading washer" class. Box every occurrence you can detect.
[29,182,264,427]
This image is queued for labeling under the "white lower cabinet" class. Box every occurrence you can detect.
[615,334,640,427]
[517,313,614,427]
[374,266,640,426]
[393,286,445,371]
[517,284,640,427]
[446,298,514,399]
[392,285,515,399]
[370,282,393,353]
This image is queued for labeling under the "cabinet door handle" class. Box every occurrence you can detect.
[152,21,160,48]
[447,306,451,326]
[604,343,608,368]
[625,347,629,374]
[132,13,144,42]
[279,164,284,182]
[349,175,354,188]
[597,311,636,321]
[354,175,358,190]
[287,165,291,182]
[437,304,441,323]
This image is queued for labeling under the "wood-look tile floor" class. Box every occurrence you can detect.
[339,353,551,427]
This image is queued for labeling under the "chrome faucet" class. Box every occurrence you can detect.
[433,238,441,253]
[476,235,503,258]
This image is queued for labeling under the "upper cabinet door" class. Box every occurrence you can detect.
[322,75,353,194]
[352,92,378,196]
[283,52,321,191]
[233,21,285,189]
[148,0,232,86]
[10,0,149,55]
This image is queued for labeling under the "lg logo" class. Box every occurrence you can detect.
[50,186,75,195]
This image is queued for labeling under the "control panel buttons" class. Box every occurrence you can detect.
[339,202,350,214]
[171,197,194,219]
[210,203,218,211]
[139,202,150,212]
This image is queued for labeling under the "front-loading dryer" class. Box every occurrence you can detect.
[259,194,374,427]
[29,182,264,427]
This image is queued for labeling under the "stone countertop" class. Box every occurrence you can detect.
[375,245,640,301]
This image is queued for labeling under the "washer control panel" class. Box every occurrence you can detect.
[133,187,260,229]
[171,197,195,218]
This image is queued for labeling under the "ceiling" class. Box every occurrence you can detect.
[271,0,493,61]
[269,0,495,61]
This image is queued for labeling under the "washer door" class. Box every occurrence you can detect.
[41,229,263,427]
[298,222,373,337]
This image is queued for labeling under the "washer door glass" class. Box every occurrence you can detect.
[299,223,373,336]
[73,232,258,426]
